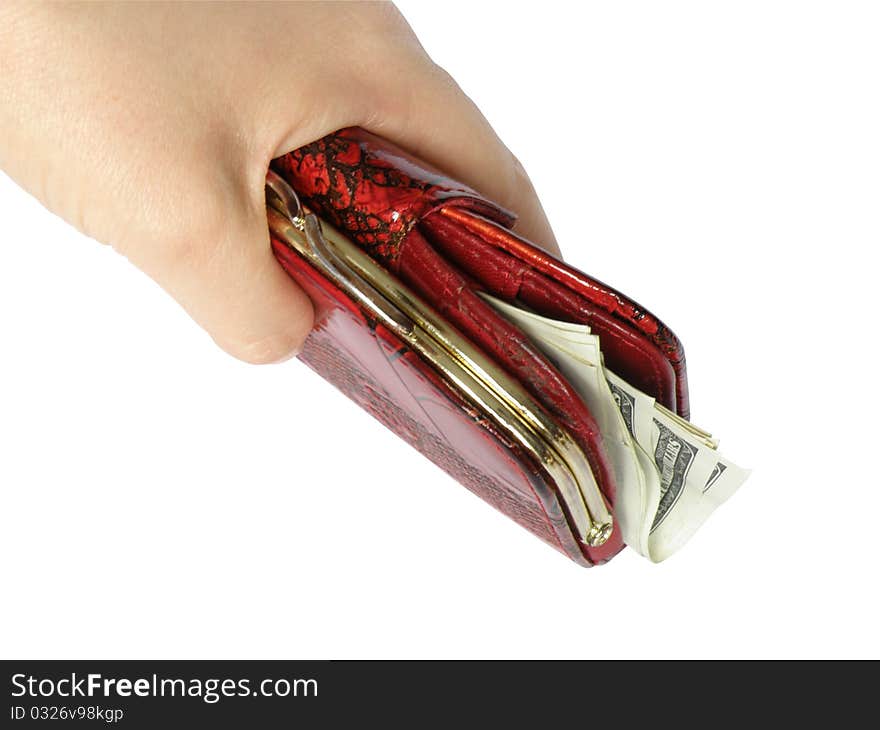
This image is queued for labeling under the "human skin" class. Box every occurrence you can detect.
[0,1,558,364]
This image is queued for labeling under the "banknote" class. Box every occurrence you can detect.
[608,379,636,436]
[605,373,749,561]
[481,295,660,554]
[652,418,698,531]
[480,293,748,561]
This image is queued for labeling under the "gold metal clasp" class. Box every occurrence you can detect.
[265,170,613,551]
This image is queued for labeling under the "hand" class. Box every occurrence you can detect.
[0,1,558,363]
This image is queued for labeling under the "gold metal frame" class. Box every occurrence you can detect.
[266,172,613,547]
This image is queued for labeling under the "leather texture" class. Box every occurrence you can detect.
[270,128,688,565]
[272,238,595,566]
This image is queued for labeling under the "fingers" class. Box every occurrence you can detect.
[363,60,561,255]
[195,224,315,365]
[118,28,560,367]
[128,177,315,365]
[260,7,560,255]
[2,0,559,371]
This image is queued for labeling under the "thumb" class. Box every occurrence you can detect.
[133,177,314,365]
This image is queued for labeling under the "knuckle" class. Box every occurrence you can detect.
[500,149,537,210]
[366,59,455,131]
[156,222,218,274]
[151,182,239,272]
[357,1,417,42]
[424,61,460,92]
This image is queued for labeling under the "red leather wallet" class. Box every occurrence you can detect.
[267,128,688,567]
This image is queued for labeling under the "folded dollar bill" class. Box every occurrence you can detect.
[482,293,749,562]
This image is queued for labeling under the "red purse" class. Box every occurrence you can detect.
[266,128,691,566]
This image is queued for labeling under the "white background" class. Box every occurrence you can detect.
[1,1,878,659]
